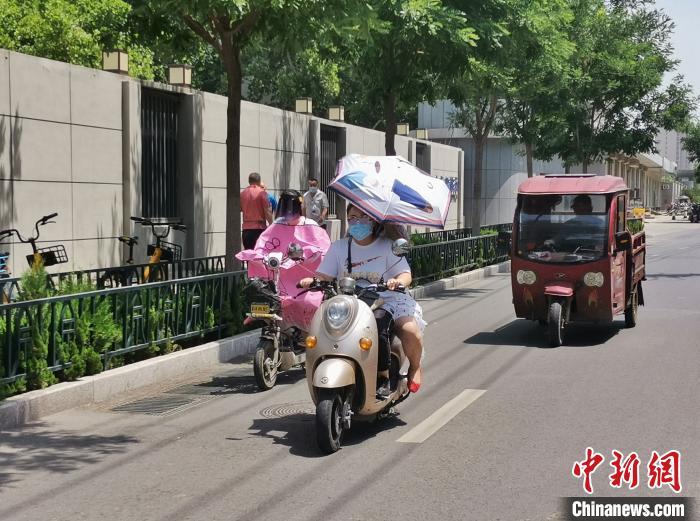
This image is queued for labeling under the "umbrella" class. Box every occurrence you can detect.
[328,154,452,229]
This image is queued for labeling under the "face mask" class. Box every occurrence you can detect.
[348,222,373,241]
[309,187,318,194]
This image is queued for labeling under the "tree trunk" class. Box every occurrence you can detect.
[525,142,534,178]
[582,158,588,174]
[383,90,397,156]
[223,44,243,271]
[471,136,484,234]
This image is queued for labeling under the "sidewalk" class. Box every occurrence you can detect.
[0,260,511,429]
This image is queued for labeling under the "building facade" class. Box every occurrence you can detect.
[0,50,463,275]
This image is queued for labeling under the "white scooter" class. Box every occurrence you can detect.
[302,239,413,453]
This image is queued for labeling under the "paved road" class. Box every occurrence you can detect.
[1,219,699,521]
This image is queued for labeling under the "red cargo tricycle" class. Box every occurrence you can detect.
[504,175,646,346]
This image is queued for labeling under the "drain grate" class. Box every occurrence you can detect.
[259,402,315,419]
[111,395,206,416]
[165,383,228,396]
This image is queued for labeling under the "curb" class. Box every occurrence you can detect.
[0,260,512,430]
[0,329,261,430]
[410,260,511,300]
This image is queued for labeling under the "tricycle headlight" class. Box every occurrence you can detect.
[325,296,354,330]
[516,270,537,285]
[584,272,604,287]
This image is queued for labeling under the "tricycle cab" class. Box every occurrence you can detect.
[509,175,645,346]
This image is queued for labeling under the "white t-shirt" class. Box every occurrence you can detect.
[317,236,410,287]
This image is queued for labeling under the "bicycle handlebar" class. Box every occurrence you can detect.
[41,212,58,224]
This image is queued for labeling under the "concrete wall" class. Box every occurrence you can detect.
[1,50,464,274]
[1,50,124,276]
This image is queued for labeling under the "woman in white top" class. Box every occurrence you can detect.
[299,204,424,394]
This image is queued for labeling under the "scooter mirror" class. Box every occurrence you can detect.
[391,238,410,257]
[287,242,304,261]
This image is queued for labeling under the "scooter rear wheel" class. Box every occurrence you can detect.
[316,390,345,454]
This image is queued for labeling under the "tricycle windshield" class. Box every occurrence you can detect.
[516,194,609,264]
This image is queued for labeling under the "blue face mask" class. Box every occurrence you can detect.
[348,222,373,241]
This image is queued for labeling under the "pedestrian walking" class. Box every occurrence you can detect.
[302,178,329,229]
[240,172,273,250]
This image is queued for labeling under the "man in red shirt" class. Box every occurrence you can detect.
[240,172,273,250]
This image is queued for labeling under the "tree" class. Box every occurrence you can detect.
[447,0,523,232]
[0,0,154,78]
[681,122,700,182]
[349,1,478,155]
[145,0,369,268]
[449,61,508,233]
[499,0,574,177]
[546,0,695,172]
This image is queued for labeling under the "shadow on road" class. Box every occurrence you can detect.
[241,412,406,459]
[645,272,700,280]
[418,286,493,302]
[190,366,306,396]
[0,425,138,489]
[464,318,624,348]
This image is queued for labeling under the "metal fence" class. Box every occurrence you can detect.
[0,231,513,391]
[1,270,246,387]
[408,232,510,285]
[411,224,512,245]
[0,255,227,300]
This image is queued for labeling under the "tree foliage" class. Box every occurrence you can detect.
[0,0,155,78]
[541,0,695,170]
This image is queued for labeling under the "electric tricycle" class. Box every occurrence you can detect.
[506,175,646,346]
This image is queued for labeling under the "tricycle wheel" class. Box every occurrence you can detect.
[548,301,564,347]
[625,284,639,328]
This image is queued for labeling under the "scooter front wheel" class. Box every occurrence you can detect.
[253,341,278,391]
[316,390,347,454]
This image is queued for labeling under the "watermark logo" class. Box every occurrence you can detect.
[572,448,682,495]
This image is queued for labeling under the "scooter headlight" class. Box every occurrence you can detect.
[325,296,354,331]
[583,272,604,288]
[516,270,537,285]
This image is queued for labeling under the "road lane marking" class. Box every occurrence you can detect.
[397,388,486,444]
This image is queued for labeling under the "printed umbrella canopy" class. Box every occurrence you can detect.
[328,154,452,229]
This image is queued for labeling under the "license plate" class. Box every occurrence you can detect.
[251,303,270,314]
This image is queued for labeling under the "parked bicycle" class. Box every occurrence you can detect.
[130,217,186,282]
[0,212,68,301]
[97,234,139,288]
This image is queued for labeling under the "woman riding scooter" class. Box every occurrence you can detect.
[237,190,331,389]
[299,203,424,396]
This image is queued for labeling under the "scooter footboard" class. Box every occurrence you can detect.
[312,358,356,388]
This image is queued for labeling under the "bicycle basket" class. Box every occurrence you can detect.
[26,244,69,267]
[151,241,182,262]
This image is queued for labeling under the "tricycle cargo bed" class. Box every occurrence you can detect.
[631,231,646,284]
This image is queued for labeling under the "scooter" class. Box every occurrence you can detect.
[303,239,413,454]
[246,244,309,391]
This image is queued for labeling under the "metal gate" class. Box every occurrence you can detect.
[416,142,430,173]
[320,125,341,214]
[141,88,179,219]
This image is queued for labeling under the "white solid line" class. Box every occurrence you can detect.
[397,389,486,444]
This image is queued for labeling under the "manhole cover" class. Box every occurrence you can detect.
[259,402,315,418]
[165,383,228,396]
[111,395,209,416]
